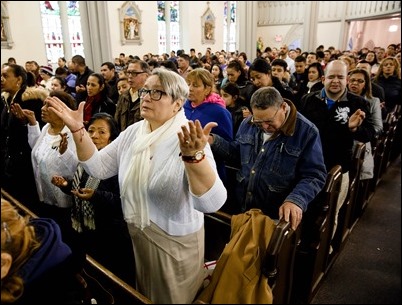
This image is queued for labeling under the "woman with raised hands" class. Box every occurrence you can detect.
[46,67,227,304]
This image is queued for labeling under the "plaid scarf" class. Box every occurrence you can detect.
[71,165,101,232]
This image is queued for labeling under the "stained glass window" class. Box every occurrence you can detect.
[40,1,83,64]
[223,1,236,52]
[41,1,63,64]
[66,1,84,56]
[157,1,180,55]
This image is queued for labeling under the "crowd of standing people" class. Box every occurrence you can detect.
[1,41,401,303]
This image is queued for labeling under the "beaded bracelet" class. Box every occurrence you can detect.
[71,126,85,133]
[71,126,85,142]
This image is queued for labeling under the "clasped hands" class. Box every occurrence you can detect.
[349,109,366,131]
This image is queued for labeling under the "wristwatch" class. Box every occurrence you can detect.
[181,150,205,163]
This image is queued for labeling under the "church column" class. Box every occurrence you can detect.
[237,1,258,61]
[58,1,72,61]
[302,1,319,51]
[338,2,350,51]
[80,2,112,70]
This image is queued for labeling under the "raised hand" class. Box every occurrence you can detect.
[177,120,217,156]
[10,103,34,125]
[47,96,85,131]
[58,132,69,155]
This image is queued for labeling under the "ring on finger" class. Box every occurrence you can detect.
[185,140,190,144]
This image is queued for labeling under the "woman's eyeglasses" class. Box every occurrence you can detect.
[139,88,166,101]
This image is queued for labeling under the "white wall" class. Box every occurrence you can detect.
[317,22,342,50]
[254,18,400,53]
[106,2,159,59]
[256,24,294,50]
[2,2,47,66]
[180,1,225,54]
[106,1,226,59]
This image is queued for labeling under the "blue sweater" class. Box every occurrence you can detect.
[184,98,233,183]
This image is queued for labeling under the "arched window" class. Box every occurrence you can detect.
[157,1,181,55]
[40,1,84,64]
[223,1,236,52]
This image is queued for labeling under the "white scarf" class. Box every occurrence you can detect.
[121,110,188,229]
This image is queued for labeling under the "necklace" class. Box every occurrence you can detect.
[48,124,65,135]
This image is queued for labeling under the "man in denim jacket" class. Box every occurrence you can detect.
[209,87,327,230]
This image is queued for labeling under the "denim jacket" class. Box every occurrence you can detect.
[211,100,327,219]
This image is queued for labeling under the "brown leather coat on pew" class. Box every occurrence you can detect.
[194,209,275,304]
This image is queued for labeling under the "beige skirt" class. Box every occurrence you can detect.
[128,221,205,304]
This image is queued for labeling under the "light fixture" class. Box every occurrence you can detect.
[389,25,398,32]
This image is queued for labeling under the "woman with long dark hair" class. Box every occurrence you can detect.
[83,73,116,127]
[1,64,47,212]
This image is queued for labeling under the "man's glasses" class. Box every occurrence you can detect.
[126,70,146,77]
[349,78,365,84]
[251,106,281,126]
[139,88,166,101]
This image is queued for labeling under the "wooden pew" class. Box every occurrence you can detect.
[220,165,242,215]
[83,256,152,304]
[2,188,296,304]
[1,188,152,304]
[381,115,398,174]
[1,189,39,218]
[368,109,398,195]
[348,142,371,232]
[357,133,381,210]
[204,210,232,262]
[369,132,387,193]
[291,165,342,304]
[331,142,365,250]
[266,219,298,304]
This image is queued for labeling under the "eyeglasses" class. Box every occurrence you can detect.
[126,70,146,77]
[2,221,12,249]
[349,78,365,84]
[139,88,166,101]
[251,106,281,126]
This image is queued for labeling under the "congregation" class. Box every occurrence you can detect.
[1,41,401,304]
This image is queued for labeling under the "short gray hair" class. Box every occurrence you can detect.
[250,87,283,110]
[151,68,189,103]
